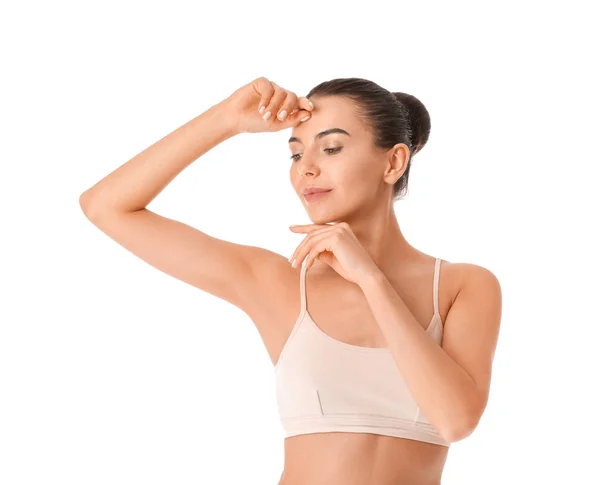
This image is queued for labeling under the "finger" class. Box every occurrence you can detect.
[275,91,298,122]
[290,236,313,267]
[262,83,288,122]
[254,77,275,114]
[305,240,331,269]
[287,109,312,126]
[305,249,321,269]
[289,224,331,232]
[281,96,314,126]
[289,238,306,265]
[291,231,332,267]
[290,226,333,262]
[297,96,314,112]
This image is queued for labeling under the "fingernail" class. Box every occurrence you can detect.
[278,110,288,121]
[263,110,272,121]
[300,115,310,122]
[308,101,314,109]
[259,106,266,114]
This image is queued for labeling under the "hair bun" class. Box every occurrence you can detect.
[391,92,431,155]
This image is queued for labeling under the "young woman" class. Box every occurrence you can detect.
[80,76,502,485]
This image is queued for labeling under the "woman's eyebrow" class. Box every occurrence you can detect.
[288,128,351,144]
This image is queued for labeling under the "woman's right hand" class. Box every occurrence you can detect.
[223,77,313,135]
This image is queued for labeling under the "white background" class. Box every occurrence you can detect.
[2,1,599,483]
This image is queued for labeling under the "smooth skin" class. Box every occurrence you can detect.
[80,77,501,485]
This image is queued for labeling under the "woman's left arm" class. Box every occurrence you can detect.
[359,264,502,443]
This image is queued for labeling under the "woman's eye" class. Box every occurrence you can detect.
[290,147,342,162]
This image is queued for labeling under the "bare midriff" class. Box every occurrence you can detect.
[276,432,449,485]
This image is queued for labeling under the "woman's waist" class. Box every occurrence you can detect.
[279,431,448,485]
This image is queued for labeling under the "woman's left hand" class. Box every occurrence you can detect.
[288,222,382,285]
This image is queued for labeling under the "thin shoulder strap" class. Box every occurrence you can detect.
[300,260,308,314]
[433,258,441,320]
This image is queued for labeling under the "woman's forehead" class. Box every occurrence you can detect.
[291,98,360,141]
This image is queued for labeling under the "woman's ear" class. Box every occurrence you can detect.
[384,144,409,183]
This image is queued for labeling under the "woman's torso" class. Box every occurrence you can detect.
[245,252,461,485]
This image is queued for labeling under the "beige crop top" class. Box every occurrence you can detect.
[274,257,449,447]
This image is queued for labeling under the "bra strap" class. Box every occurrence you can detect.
[433,258,441,319]
[300,260,308,314]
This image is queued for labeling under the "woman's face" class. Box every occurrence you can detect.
[289,96,392,224]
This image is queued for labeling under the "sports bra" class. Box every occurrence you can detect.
[274,257,450,447]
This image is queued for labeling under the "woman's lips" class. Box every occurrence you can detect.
[304,189,332,202]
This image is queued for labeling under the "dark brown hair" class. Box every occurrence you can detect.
[306,78,431,201]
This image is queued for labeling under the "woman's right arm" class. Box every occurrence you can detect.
[78,91,297,316]
[79,99,237,215]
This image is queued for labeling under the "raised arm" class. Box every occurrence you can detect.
[79,77,313,315]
